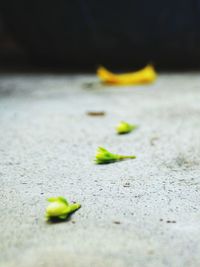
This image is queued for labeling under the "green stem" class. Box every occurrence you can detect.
[118,155,136,160]
[69,203,81,213]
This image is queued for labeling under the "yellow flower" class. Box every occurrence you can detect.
[97,64,156,85]
[45,196,81,220]
[95,147,136,164]
[116,121,137,134]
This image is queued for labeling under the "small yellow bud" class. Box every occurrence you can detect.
[45,196,81,221]
[116,121,137,134]
[46,201,70,217]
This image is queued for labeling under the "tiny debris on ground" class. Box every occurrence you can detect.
[87,111,106,116]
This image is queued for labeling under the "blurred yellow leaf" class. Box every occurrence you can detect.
[97,65,157,85]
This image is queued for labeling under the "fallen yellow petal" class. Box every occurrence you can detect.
[97,65,157,85]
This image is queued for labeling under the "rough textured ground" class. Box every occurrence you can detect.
[1,73,200,267]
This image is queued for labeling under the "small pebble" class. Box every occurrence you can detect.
[123,182,130,187]
[166,220,176,223]
[113,221,121,225]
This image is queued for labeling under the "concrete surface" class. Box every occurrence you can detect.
[1,73,200,267]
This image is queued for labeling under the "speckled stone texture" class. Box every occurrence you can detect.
[1,73,200,267]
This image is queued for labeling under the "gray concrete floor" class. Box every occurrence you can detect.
[1,73,200,267]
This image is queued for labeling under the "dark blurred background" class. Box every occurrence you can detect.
[0,0,200,70]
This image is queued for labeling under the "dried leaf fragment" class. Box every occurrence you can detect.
[97,65,156,85]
